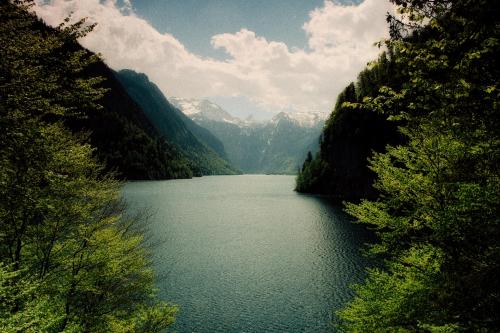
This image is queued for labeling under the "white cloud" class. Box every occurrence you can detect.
[304,0,391,53]
[34,0,393,114]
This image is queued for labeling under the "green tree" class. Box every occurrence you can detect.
[338,0,500,331]
[0,1,177,331]
[295,152,330,193]
[302,151,313,171]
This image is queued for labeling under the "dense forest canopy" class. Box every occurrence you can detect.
[0,1,177,331]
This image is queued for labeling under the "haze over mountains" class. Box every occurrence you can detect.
[171,97,326,174]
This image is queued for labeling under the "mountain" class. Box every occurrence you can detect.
[269,111,327,128]
[172,98,326,174]
[4,0,198,181]
[115,70,239,176]
[57,47,195,181]
[170,98,241,124]
[76,62,193,180]
[255,112,326,174]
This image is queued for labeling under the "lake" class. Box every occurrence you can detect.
[123,175,372,332]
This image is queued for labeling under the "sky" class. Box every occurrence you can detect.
[131,0,356,60]
[34,0,393,119]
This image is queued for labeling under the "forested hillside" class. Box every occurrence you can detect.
[13,10,195,180]
[296,52,403,200]
[115,70,239,176]
[331,0,500,331]
[52,26,193,180]
[73,61,193,180]
[0,1,177,331]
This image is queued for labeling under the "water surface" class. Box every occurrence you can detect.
[123,175,372,332]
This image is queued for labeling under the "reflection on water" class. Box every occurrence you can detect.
[123,175,372,332]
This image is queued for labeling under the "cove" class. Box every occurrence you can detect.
[123,175,372,332]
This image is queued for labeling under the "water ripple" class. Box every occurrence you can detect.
[123,175,373,332]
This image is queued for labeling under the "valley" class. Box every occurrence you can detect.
[2,1,498,332]
[171,97,326,174]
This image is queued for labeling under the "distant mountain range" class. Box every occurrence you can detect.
[69,44,324,178]
[170,97,253,125]
[171,97,327,174]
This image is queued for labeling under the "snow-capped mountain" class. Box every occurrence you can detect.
[270,111,328,128]
[168,97,208,115]
[171,97,327,128]
[170,97,242,124]
[171,97,326,174]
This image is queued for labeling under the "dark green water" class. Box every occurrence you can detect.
[123,175,372,332]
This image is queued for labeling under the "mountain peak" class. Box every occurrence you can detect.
[117,69,150,84]
[271,111,327,127]
[170,97,241,124]
[172,97,327,129]
[272,111,289,119]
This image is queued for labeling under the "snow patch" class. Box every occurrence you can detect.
[170,97,327,128]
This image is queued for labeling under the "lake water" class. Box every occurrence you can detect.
[123,175,372,332]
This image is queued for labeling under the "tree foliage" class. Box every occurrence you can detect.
[295,151,330,193]
[0,1,177,331]
[338,0,500,331]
